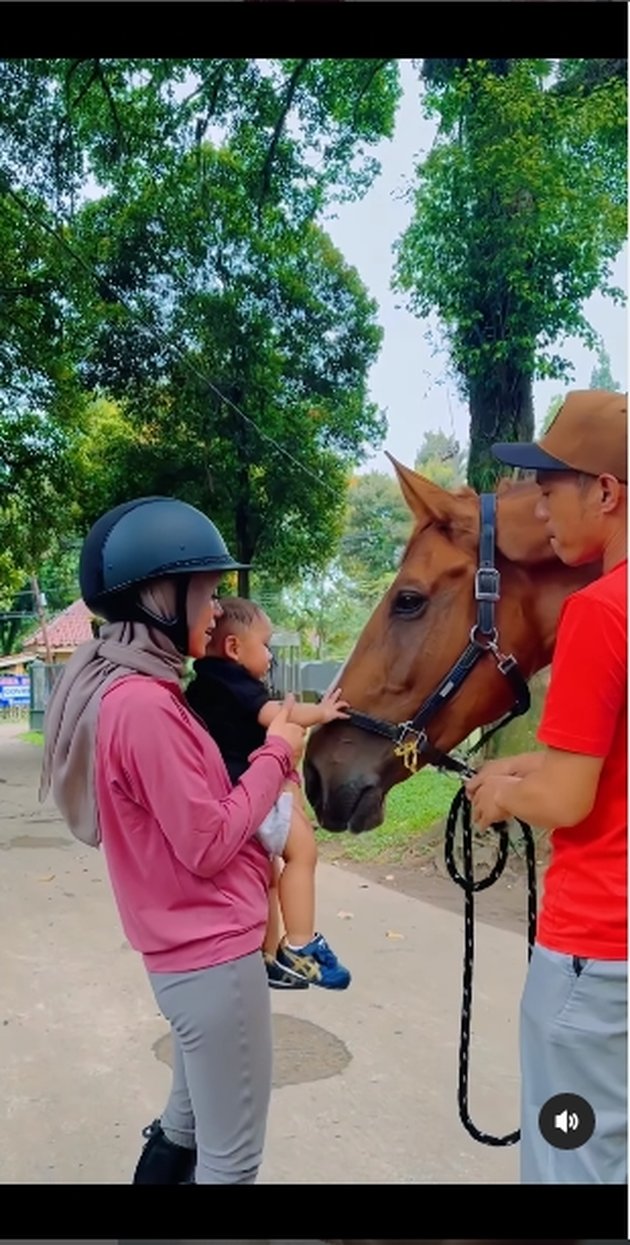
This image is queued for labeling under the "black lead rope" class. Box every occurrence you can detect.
[444,784,537,1146]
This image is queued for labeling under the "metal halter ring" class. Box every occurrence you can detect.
[393,723,425,773]
[469,624,499,650]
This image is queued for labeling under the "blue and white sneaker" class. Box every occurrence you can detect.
[276,933,351,990]
[263,950,309,989]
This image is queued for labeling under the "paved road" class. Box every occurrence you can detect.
[0,722,525,1183]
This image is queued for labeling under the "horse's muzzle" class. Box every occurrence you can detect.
[304,756,385,832]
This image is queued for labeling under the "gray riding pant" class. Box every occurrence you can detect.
[520,943,627,1183]
[148,949,272,1184]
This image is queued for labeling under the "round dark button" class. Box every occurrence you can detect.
[538,1092,596,1149]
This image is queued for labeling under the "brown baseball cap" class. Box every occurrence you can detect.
[492,389,627,482]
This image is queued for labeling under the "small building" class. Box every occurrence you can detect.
[268,628,302,698]
[22,598,97,664]
[0,652,37,676]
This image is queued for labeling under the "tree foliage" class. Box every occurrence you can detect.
[0,58,401,608]
[1,56,625,636]
[69,146,386,593]
[0,59,401,213]
[538,343,622,437]
[589,343,622,391]
[265,565,373,661]
[0,542,81,655]
[396,59,627,489]
[337,471,413,598]
[414,427,466,489]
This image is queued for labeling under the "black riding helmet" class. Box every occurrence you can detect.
[79,496,249,654]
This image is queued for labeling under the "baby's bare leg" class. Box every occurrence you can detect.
[278,788,318,948]
[262,855,284,955]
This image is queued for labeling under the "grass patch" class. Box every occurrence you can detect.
[21,731,44,746]
[312,767,461,862]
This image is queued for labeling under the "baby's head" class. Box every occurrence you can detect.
[204,596,273,680]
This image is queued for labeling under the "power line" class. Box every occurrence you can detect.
[1,171,341,500]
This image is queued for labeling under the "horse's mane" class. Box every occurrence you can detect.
[451,476,538,500]
[495,475,539,496]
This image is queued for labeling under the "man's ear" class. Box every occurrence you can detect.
[599,472,624,513]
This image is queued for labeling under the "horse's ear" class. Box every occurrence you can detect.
[386,453,475,525]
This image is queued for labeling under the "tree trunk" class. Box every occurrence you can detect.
[466,365,534,492]
[0,615,23,656]
[234,491,252,598]
[228,381,253,599]
[236,559,250,599]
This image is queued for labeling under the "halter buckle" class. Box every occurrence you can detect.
[496,652,517,675]
[475,567,500,601]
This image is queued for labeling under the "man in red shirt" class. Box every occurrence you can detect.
[465,389,627,1185]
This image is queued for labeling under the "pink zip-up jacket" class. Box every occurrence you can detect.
[94,675,294,972]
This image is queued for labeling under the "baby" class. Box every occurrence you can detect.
[185,596,351,990]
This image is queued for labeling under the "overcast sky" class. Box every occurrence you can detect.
[322,60,627,476]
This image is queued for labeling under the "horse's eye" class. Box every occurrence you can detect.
[392,590,428,617]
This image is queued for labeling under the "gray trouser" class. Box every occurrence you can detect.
[520,943,627,1183]
[148,949,272,1184]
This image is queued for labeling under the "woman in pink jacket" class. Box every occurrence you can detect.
[40,496,304,1186]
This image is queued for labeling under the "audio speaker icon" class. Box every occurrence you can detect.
[554,1109,580,1133]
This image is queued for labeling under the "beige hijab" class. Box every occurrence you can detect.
[39,577,210,849]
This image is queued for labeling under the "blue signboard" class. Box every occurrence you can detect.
[0,674,30,708]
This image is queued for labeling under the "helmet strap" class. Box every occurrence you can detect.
[128,574,191,655]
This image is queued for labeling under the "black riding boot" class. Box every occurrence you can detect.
[132,1118,197,1184]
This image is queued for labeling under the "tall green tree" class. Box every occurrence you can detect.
[589,343,622,391]
[0,542,80,655]
[68,146,386,595]
[395,59,627,489]
[266,564,372,661]
[0,58,401,599]
[537,343,622,439]
[0,60,401,213]
[414,427,467,488]
[0,183,89,584]
[337,471,413,601]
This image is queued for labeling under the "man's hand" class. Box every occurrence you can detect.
[466,747,603,830]
[464,773,522,831]
[467,757,523,783]
[467,751,547,787]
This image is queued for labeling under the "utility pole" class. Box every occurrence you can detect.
[31,574,53,665]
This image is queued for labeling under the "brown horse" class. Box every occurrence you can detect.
[304,457,599,832]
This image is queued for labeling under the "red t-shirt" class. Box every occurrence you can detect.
[536,558,627,959]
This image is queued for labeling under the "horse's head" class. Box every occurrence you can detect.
[304,458,598,832]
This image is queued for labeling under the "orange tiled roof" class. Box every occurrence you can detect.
[23,598,95,651]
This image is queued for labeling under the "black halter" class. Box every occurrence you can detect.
[346,492,531,777]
